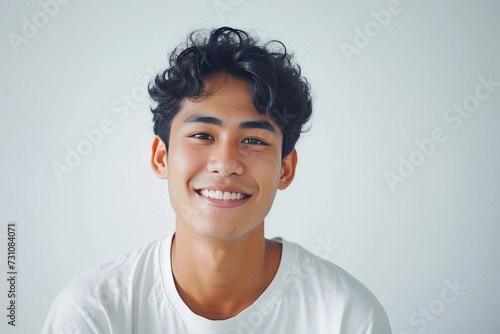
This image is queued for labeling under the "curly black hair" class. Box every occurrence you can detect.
[148,26,312,158]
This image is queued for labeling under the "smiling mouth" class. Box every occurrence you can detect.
[196,189,250,200]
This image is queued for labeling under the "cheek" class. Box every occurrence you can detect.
[167,146,204,212]
[253,155,282,181]
[169,144,206,175]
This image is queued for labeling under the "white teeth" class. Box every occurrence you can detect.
[199,189,246,200]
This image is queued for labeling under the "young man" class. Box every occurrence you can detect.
[43,27,392,333]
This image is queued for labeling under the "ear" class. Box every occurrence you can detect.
[278,148,298,190]
[151,135,168,179]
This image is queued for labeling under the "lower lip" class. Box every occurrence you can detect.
[196,192,250,208]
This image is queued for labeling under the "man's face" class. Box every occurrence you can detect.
[152,73,297,241]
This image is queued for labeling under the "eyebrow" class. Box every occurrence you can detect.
[183,114,277,133]
[183,115,222,126]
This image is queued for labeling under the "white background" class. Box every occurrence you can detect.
[1,0,499,333]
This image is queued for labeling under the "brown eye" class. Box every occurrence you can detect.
[242,138,266,145]
[193,133,213,140]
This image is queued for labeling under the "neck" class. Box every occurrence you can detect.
[171,223,282,320]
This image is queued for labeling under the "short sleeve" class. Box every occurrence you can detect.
[41,280,110,334]
[340,284,392,334]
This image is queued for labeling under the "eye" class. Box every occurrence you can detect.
[242,138,267,145]
[192,133,214,140]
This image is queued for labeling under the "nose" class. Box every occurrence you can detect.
[206,140,244,177]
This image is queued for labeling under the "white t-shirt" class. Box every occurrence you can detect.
[42,234,392,333]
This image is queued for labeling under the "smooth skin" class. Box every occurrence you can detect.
[151,73,298,320]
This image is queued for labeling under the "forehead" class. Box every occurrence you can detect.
[177,73,273,124]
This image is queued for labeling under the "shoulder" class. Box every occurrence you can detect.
[42,236,168,333]
[281,238,371,294]
[279,238,392,333]
[67,236,164,297]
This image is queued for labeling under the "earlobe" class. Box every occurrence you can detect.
[278,149,298,190]
[151,136,168,179]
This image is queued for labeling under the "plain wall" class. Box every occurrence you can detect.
[1,0,499,333]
